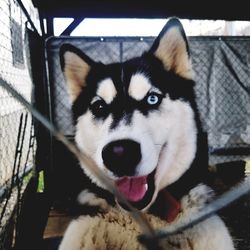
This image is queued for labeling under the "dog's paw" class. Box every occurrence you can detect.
[181,184,214,213]
[77,189,109,211]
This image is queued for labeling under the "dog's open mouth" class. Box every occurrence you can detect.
[115,170,155,210]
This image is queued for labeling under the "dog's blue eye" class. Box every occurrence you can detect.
[147,94,159,105]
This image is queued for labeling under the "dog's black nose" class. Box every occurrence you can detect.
[102,139,141,176]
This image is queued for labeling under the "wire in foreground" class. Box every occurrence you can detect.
[0,78,156,244]
[139,176,250,243]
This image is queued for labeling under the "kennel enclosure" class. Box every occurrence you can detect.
[0,1,250,249]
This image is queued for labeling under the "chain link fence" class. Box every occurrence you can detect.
[0,0,37,249]
[46,36,250,165]
[45,36,250,249]
[1,1,250,248]
[191,37,250,164]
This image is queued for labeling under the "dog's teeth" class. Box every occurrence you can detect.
[145,184,148,191]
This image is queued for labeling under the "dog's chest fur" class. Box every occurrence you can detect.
[59,184,234,250]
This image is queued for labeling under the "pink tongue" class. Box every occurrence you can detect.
[115,176,147,202]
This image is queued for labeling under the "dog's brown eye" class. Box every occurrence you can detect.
[90,99,108,117]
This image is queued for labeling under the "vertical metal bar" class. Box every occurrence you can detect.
[38,10,46,37]
[120,41,123,62]
[46,17,54,36]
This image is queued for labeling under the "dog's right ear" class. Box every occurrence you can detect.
[60,44,94,102]
[149,18,193,79]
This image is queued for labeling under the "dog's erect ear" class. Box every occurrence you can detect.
[150,18,193,79]
[60,44,94,102]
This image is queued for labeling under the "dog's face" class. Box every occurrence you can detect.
[60,18,198,210]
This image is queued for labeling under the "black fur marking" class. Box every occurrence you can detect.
[71,62,122,123]
[72,51,197,133]
[62,17,209,212]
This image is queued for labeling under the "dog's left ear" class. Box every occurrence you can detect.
[150,18,193,79]
[60,44,95,102]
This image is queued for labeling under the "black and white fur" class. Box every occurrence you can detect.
[58,18,234,249]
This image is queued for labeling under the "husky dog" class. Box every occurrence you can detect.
[59,18,234,249]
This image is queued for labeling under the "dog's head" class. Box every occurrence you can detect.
[60,18,202,210]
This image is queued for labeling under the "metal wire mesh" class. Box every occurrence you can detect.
[3,66,250,249]
[46,36,250,165]
[43,36,250,249]
[0,1,250,248]
[190,37,250,164]
[0,0,37,249]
